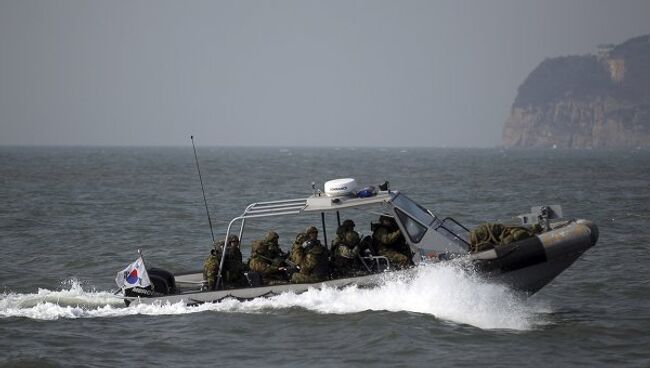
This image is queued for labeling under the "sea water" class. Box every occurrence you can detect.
[1,147,649,367]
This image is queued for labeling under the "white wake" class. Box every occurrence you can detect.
[0,263,548,330]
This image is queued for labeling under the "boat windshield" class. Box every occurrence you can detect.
[391,193,435,227]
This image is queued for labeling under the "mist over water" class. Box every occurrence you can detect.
[1,147,649,367]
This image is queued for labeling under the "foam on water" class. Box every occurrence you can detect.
[0,263,548,330]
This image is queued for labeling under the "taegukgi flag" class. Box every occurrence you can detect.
[115,257,151,289]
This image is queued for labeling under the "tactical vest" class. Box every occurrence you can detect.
[308,245,330,278]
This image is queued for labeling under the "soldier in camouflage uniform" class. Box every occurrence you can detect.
[247,238,288,285]
[469,223,541,253]
[222,234,249,288]
[330,219,362,277]
[373,216,412,269]
[291,226,330,283]
[203,241,224,290]
[264,231,286,260]
[288,232,307,268]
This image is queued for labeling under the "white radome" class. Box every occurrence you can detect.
[324,178,357,197]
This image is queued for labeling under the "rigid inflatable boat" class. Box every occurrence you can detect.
[116,178,598,306]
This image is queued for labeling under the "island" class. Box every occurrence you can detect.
[503,34,650,149]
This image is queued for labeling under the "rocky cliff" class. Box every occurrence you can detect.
[503,35,650,149]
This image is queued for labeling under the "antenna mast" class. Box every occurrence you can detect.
[190,136,216,245]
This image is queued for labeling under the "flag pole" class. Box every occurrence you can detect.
[137,248,147,269]
[136,249,153,291]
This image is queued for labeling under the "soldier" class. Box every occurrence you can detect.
[222,234,248,288]
[264,231,286,260]
[469,223,541,253]
[288,232,307,268]
[330,219,362,277]
[203,241,223,290]
[372,215,412,269]
[247,239,288,285]
[291,226,330,283]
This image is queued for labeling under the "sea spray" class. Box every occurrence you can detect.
[0,263,546,330]
[0,279,123,310]
[223,262,544,330]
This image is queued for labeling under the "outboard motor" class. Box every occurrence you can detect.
[148,268,177,294]
[245,272,263,287]
[518,205,563,231]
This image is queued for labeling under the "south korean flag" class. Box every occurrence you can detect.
[115,257,151,289]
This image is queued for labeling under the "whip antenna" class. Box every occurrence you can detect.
[190,136,216,244]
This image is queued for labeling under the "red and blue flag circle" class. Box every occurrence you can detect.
[126,269,139,284]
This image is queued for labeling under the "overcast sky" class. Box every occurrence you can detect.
[1,0,649,147]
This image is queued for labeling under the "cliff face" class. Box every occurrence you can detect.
[503,35,650,148]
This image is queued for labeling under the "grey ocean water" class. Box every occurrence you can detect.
[1,147,649,367]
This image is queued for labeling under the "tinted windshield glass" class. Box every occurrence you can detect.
[392,194,434,226]
[395,208,427,243]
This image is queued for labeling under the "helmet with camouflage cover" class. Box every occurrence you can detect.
[342,219,355,229]
[295,232,307,244]
[251,240,268,255]
[265,231,279,243]
[305,226,318,235]
[379,215,395,226]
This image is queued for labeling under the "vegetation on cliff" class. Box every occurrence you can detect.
[504,35,650,148]
[513,55,611,107]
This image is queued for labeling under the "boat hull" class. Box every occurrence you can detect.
[471,219,598,294]
[125,272,393,306]
[124,219,598,306]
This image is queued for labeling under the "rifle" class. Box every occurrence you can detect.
[258,254,300,272]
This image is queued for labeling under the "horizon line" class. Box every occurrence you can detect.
[0,143,500,149]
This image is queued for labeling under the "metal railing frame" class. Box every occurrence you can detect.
[215,198,309,289]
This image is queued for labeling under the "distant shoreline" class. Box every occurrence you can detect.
[0,144,648,151]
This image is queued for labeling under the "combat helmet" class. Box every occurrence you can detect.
[342,219,355,229]
[265,231,279,243]
[379,215,395,226]
[251,240,268,255]
[295,232,307,244]
[305,226,318,235]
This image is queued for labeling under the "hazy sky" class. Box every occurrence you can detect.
[1,1,649,147]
